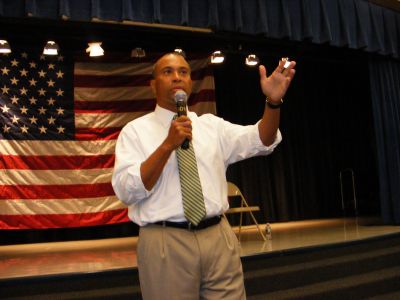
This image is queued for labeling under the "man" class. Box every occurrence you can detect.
[112,52,296,299]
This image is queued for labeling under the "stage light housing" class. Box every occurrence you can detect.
[174,48,186,57]
[245,54,259,66]
[86,42,104,57]
[210,51,225,64]
[131,47,146,58]
[0,40,11,54]
[43,41,59,56]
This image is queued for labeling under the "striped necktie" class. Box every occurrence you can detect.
[176,141,206,226]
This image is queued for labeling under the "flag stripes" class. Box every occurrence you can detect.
[0,52,216,229]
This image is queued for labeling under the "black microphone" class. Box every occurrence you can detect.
[174,90,190,150]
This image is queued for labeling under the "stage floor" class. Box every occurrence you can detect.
[1,217,399,281]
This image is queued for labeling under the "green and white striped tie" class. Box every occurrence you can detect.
[176,141,206,226]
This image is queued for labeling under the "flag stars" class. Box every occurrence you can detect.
[21,52,28,58]
[57,126,65,134]
[19,69,28,77]
[20,125,29,133]
[38,70,47,77]
[47,79,55,87]
[38,88,46,96]
[38,126,47,134]
[47,97,56,106]
[29,96,38,105]
[38,107,47,115]
[48,116,56,125]
[40,55,46,61]
[20,106,29,114]
[57,56,64,61]
[10,95,19,104]
[56,88,64,96]
[10,77,19,85]
[2,124,11,133]
[29,78,37,86]
[19,87,28,96]
[1,85,10,94]
[29,61,37,68]
[11,115,20,124]
[1,66,10,75]
[56,107,64,115]
[29,115,38,124]
[1,104,11,113]
[56,70,64,78]
[10,59,19,67]
[48,63,55,70]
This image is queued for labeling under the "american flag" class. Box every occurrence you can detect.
[0,51,216,229]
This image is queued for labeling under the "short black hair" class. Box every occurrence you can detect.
[151,52,189,79]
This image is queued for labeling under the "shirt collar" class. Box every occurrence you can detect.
[154,105,178,128]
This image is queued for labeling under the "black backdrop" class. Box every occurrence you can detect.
[1,42,382,244]
[215,46,378,223]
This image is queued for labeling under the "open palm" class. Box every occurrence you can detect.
[259,59,296,103]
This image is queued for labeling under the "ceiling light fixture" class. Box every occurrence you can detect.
[86,42,104,57]
[131,47,146,58]
[43,41,59,56]
[0,40,11,54]
[210,50,225,64]
[245,54,260,66]
[174,48,186,57]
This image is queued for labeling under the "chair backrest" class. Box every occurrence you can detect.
[227,182,244,198]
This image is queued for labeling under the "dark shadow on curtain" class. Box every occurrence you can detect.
[214,46,380,225]
[369,57,400,225]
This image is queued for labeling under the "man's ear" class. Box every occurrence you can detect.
[150,79,156,95]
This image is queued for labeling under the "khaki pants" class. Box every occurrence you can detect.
[137,218,246,300]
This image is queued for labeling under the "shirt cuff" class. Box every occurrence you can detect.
[253,121,282,153]
[126,162,153,199]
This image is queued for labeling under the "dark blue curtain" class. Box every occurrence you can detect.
[0,0,398,59]
[369,58,400,224]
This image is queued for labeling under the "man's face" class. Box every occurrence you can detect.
[151,54,192,111]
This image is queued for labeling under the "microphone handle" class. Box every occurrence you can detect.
[176,101,190,150]
[181,138,189,150]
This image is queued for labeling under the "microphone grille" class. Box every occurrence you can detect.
[174,90,187,103]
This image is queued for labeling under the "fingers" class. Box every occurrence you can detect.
[169,118,192,148]
[259,65,267,79]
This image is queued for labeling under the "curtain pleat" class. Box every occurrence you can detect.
[369,58,400,224]
[337,0,351,47]
[25,0,37,17]
[300,0,313,40]
[280,0,292,38]
[152,0,161,23]
[383,10,398,57]
[207,0,219,29]
[233,0,243,32]
[312,0,333,44]
[256,0,268,35]
[121,0,132,20]
[181,0,189,26]
[353,0,368,49]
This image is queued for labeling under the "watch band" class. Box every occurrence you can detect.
[266,97,283,109]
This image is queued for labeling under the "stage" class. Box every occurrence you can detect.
[1,217,399,281]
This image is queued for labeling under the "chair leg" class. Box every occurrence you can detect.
[238,211,243,243]
[248,212,267,241]
[240,197,267,241]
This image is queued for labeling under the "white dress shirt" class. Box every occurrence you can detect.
[112,105,282,226]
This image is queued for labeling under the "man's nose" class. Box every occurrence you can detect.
[172,71,182,81]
